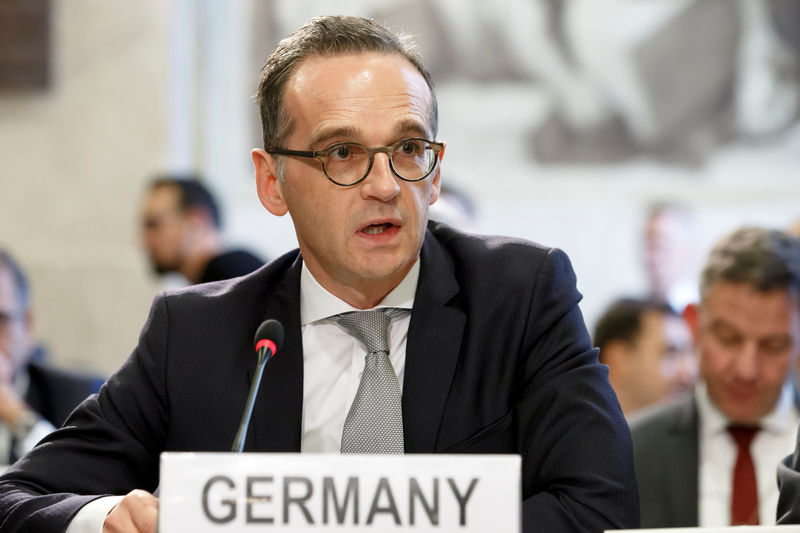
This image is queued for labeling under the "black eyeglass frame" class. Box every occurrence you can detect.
[269,137,445,186]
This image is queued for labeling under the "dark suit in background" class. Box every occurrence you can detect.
[631,396,699,527]
[637,391,800,527]
[198,249,264,284]
[25,359,105,429]
[0,222,639,532]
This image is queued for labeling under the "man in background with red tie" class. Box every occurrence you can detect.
[632,226,800,527]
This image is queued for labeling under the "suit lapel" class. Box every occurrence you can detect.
[243,230,466,454]
[403,232,465,453]
[249,254,304,452]
[666,397,700,525]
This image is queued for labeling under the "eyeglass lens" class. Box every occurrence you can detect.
[324,139,436,185]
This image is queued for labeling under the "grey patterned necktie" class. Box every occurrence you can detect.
[330,308,405,454]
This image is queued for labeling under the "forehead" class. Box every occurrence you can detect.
[284,52,434,142]
[145,185,181,212]
[702,281,799,331]
[637,310,669,339]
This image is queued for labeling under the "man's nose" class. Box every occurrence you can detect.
[361,152,400,201]
[732,342,759,381]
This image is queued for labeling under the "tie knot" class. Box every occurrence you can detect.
[330,308,405,354]
[728,425,760,448]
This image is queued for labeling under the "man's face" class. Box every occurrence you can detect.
[0,267,31,381]
[254,52,441,305]
[140,186,187,275]
[692,282,800,424]
[626,310,696,408]
[643,211,692,296]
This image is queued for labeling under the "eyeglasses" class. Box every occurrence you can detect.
[270,137,444,186]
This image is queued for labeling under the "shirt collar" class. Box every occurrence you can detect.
[696,379,797,437]
[300,259,419,326]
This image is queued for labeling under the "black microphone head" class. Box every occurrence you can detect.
[254,319,284,353]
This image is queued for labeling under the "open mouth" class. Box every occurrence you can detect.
[361,222,395,235]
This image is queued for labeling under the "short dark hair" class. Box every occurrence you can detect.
[149,174,221,229]
[0,249,30,311]
[699,226,800,301]
[593,297,676,363]
[257,15,438,152]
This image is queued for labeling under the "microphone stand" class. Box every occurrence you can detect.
[230,345,271,453]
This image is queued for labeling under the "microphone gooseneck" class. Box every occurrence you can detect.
[231,319,284,453]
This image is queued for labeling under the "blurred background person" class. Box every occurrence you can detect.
[790,218,800,238]
[594,296,695,417]
[0,249,104,465]
[140,175,265,285]
[642,201,700,313]
[632,226,800,527]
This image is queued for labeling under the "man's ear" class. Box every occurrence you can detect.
[252,149,288,216]
[429,142,445,205]
[683,303,700,345]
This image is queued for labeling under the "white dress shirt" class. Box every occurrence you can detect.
[300,260,417,452]
[67,258,419,531]
[697,380,800,526]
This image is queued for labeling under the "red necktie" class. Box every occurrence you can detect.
[728,425,760,525]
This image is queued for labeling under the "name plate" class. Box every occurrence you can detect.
[159,452,520,532]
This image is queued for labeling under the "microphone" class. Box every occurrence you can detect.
[231,319,284,452]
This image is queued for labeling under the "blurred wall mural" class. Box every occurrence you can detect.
[257,0,800,168]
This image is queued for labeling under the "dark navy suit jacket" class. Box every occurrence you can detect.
[0,221,638,532]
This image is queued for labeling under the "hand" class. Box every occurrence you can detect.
[103,489,158,533]
[0,352,28,427]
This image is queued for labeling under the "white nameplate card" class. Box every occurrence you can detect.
[159,452,520,532]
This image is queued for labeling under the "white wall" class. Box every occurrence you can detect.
[0,1,171,374]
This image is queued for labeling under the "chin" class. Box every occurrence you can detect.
[725,407,763,425]
[357,252,414,276]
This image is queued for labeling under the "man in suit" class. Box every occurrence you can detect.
[0,16,638,533]
[140,175,264,284]
[632,226,800,527]
[0,249,104,465]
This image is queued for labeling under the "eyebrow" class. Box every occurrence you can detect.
[308,119,432,149]
[309,126,360,149]
[392,118,431,139]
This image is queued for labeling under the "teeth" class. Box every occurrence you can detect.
[363,223,390,235]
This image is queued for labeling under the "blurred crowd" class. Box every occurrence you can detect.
[0,175,265,467]
[596,208,800,527]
